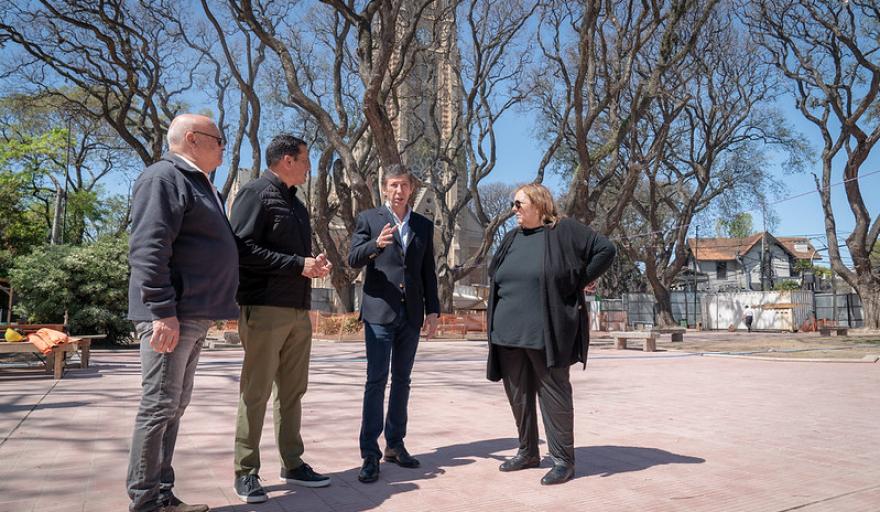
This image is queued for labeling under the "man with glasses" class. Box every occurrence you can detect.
[127,114,238,512]
[229,134,333,503]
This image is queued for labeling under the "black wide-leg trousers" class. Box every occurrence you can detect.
[496,345,575,466]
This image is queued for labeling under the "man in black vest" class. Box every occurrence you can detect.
[229,135,332,503]
[348,165,440,483]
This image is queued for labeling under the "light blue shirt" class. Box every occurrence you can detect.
[385,202,412,252]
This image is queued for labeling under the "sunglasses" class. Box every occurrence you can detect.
[510,200,529,210]
[193,130,226,147]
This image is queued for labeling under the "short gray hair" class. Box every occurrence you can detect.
[381,164,418,187]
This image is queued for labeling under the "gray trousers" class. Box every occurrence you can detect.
[497,345,575,466]
[126,319,211,512]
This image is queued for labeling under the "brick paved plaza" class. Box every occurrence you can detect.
[1,340,878,512]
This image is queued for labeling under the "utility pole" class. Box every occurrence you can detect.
[693,225,699,328]
[61,117,72,244]
[761,205,768,291]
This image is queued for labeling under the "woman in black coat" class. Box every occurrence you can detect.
[487,183,616,485]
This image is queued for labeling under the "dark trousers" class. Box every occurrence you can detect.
[359,309,420,459]
[497,345,575,466]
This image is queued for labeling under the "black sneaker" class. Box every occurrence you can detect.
[234,474,268,503]
[280,462,331,488]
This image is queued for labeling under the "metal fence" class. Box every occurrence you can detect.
[815,292,863,328]
[622,292,702,329]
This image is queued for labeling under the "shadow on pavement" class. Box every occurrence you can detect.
[574,444,705,479]
[209,439,704,511]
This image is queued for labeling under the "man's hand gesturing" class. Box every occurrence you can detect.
[376,223,398,249]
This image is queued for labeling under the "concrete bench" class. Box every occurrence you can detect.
[818,327,848,337]
[655,327,686,342]
[611,331,657,352]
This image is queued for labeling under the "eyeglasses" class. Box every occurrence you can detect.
[510,200,529,210]
[193,130,226,147]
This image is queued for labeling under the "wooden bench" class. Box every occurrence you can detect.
[0,323,97,379]
[818,327,848,336]
[611,331,657,352]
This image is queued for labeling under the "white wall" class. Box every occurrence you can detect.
[701,291,813,331]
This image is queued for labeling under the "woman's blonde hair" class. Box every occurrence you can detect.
[515,183,560,226]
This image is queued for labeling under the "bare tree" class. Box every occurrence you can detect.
[745,0,880,328]
[532,0,720,234]
[0,0,197,164]
[159,0,269,197]
[614,12,801,326]
[475,181,517,252]
[229,0,432,310]
[404,0,537,310]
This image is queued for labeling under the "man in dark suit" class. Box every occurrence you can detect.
[348,165,440,483]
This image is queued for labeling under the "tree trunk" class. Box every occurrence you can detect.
[329,269,356,313]
[856,282,880,330]
[50,186,64,245]
[651,282,677,327]
[438,269,454,314]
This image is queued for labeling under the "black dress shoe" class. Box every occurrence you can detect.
[540,463,574,485]
[383,445,420,468]
[358,457,380,483]
[499,453,541,472]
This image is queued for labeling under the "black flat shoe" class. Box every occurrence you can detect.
[540,464,574,485]
[499,453,541,472]
[358,456,380,483]
[384,445,420,468]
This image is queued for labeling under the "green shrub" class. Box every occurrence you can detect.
[773,280,801,291]
[10,235,131,343]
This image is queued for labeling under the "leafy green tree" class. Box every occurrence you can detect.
[0,170,47,278]
[716,213,754,239]
[0,93,136,244]
[9,235,131,342]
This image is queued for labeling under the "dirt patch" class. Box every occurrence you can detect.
[663,335,880,359]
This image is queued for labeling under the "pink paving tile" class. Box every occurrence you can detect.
[0,342,878,511]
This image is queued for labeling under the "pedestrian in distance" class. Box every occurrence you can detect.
[744,305,754,333]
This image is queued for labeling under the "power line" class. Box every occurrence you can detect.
[610,168,880,242]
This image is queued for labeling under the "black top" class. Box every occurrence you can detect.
[127,153,240,321]
[230,171,312,309]
[487,218,617,381]
[348,206,440,328]
[490,226,546,349]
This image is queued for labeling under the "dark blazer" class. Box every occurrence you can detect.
[127,153,240,322]
[230,171,312,309]
[349,206,440,328]
[486,217,616,381]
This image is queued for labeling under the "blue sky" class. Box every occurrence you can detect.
[488,101,879,266]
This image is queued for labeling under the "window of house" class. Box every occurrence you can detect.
[716,261,727,279]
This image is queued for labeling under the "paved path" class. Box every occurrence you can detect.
[1,341,878,511]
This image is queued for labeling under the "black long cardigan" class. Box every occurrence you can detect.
[486,217,616,382]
